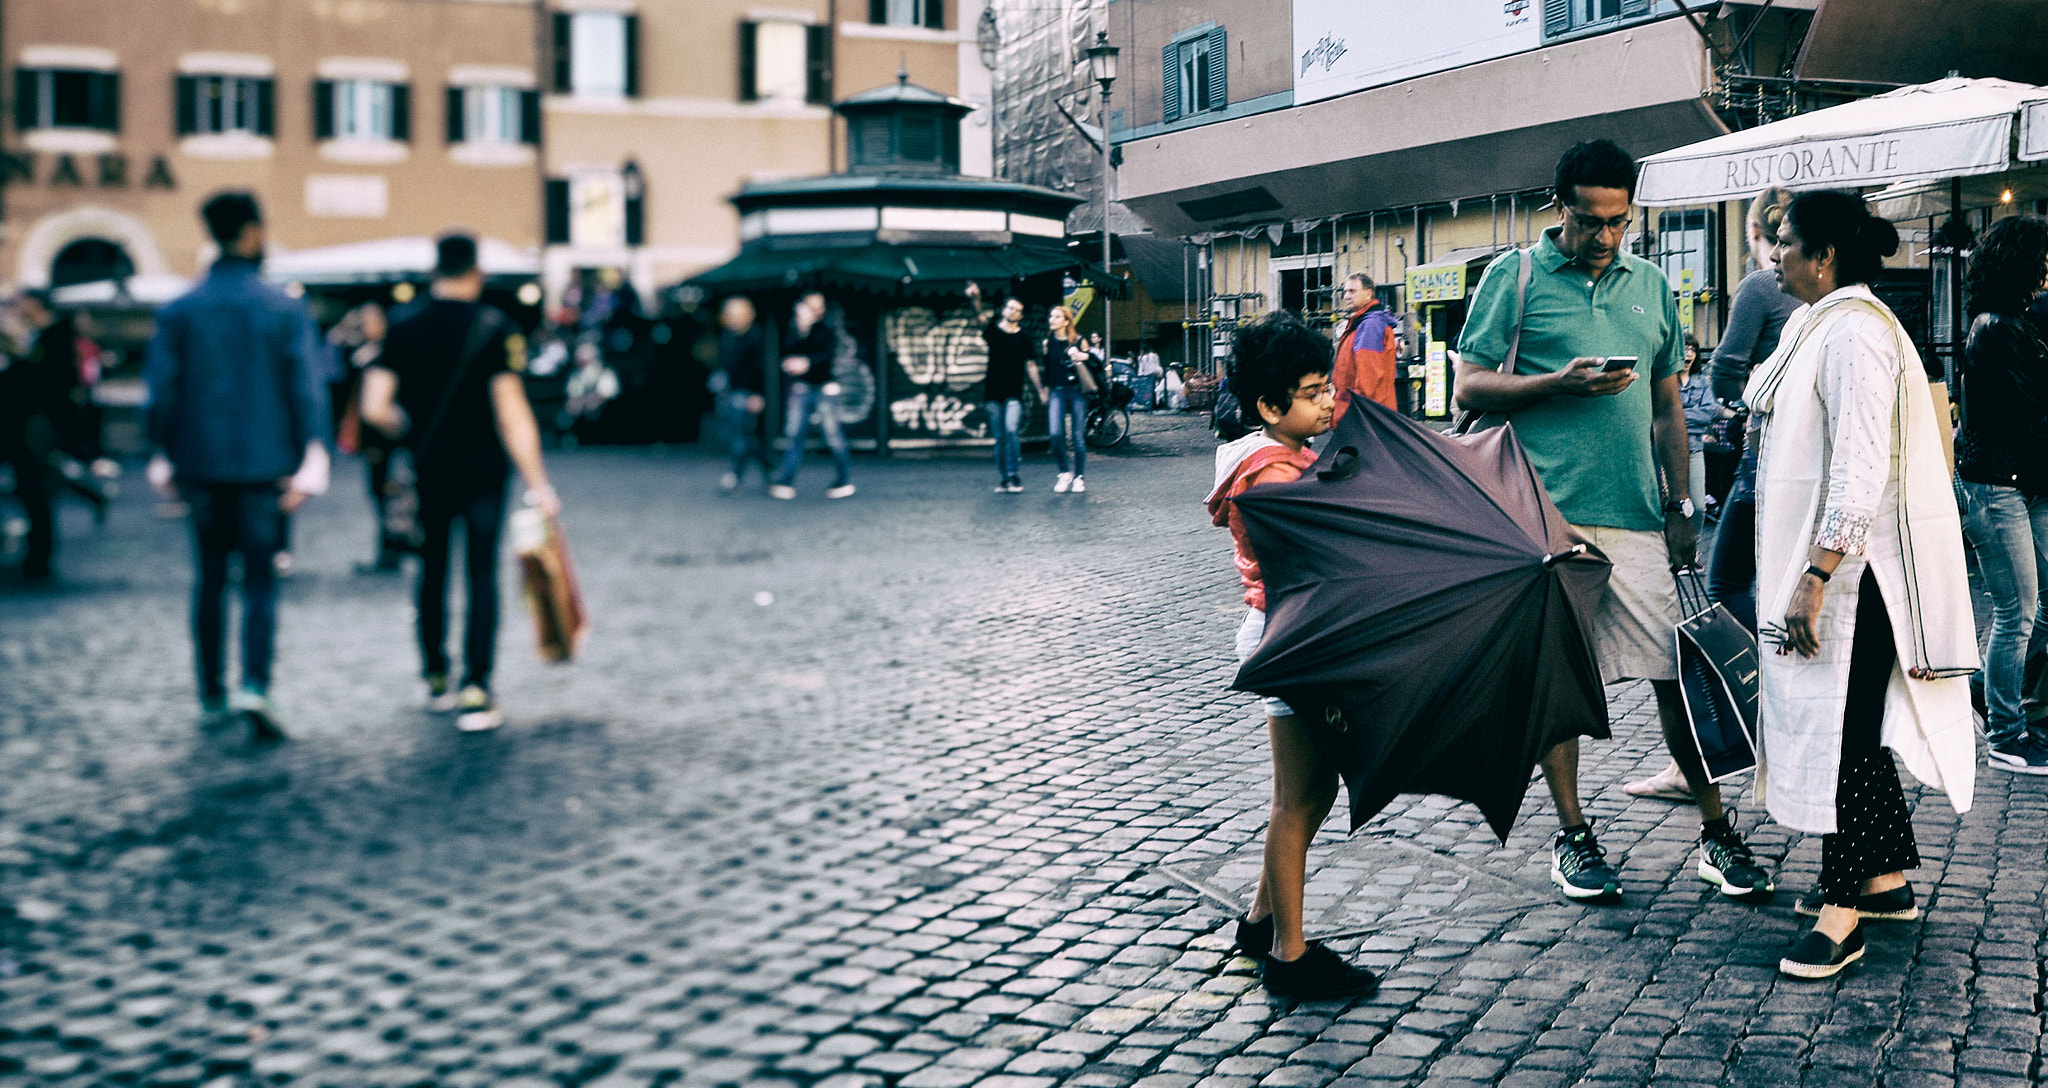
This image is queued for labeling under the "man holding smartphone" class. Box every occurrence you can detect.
[1453,140,1773,908]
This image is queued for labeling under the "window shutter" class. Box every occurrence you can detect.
[15,70,38,130]
[738,22,758,102]
[255,78,274,135]
[446,86,466,143]
[175,74,198,135]
[869,0,887,24]
[1620,0,1651,15]
[804,24,832,106]
[553,12,574,93]
[1544,0,1572,37]
[623,14,640,97]
[924,0,944,31]
[545,178,570,244]
[390,82,410,141]
[1205,28,1226,111]
[313,79,334,139]
[519,89,540,144]
[624,188,644,246]
[1161,44,1180,123]
[91,71,120,131]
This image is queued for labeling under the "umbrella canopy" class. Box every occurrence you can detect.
[1230,397,1613,842]
[1636,77,2045,206]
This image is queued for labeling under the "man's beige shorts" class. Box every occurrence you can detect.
[1569,523,1680,684]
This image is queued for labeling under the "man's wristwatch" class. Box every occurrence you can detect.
[1663,498,1695,519]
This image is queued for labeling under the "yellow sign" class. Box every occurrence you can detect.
[1677,269,1695,334]
[1406,264,1467,304]
[1425,341,1449,417]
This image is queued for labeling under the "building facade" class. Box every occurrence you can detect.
[1,0,544,292]
[540,0,995,300]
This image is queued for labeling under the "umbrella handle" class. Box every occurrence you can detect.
[1542,544,1588,567]
[1317,446,1361,482]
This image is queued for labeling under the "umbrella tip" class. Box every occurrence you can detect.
[1542,544,1588,567]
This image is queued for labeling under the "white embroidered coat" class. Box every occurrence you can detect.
[1745,286,1978,835]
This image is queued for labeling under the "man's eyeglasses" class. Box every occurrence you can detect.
[1293,382,1335,402]
[1565,210,1632,235]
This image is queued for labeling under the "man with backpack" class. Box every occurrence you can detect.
[361,233,559,732]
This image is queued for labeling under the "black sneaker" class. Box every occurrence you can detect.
[1986,736,2048,775]
[1794,884,1919,922]
[1550,823,1622,902]
[1262,941,1378,1000]
[1779,926,1865,979]
[1233,914,1273,958]
[1697,825,1775,901]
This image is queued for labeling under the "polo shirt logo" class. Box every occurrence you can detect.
[1632,305,1645,314]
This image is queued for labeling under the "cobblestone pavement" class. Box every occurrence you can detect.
[2,414,2044,1088]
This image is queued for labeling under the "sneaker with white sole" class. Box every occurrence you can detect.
[1070,475,1086,494]
[1006,478,1024,493]
[1053,472,1074,493]
[768,484,797,500]
[425,675,458,713]
[230,687,286,742]
[1986,736,2048,775]
[1550,823,1622,902]
[454,685,503,732]
[1697,825,1774,901]
[718,472,741,493]
[826,483,856,499]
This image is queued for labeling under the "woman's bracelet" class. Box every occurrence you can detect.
[1804,564,1831,584]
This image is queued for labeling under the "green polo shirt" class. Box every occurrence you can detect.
[1457,228,1683,530]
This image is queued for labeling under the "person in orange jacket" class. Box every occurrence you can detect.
[1330,273,1400,423]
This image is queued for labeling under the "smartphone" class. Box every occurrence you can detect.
[1601,356,1639,373]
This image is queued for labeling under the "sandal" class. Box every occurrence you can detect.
[1623,770,1694,803]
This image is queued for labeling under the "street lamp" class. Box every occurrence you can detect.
[620,157,645,302]
[1086,30,1118,364]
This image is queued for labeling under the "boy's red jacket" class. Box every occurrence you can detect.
[1207,433,1318,611]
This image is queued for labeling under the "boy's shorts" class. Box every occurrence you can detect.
[1234,608,1297,719]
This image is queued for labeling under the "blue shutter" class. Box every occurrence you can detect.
[1161,43,1180,123]
[1205,28,1226,111]
[1544,0,1572,37]
[1621,0,1651,15]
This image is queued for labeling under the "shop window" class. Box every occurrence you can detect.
[448,85,538,145]
[315,79,410,142]
[738,20,830,105]
[1654,209,1713,296]
[15,68,120,131]
[1544,0,1655,38]
[869,0,944,30]
[1162,27,1226,124]
[553,11,639,98]
[176,74,273,137]
[1277,264,1335,316]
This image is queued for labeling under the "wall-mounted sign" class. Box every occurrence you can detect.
[1677,268,1695,334]
[1424,340,1449,417]
[1293,0,1539,106]
[1406,262,1468,304]
[0,151,177,190]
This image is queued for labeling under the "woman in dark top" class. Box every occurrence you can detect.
[967,283,1042,493]
[1955,214,2048,772]
[1042,304,1100,493]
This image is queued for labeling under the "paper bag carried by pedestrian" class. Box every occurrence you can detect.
[1674,567,1760,781]
[512,503,588,663]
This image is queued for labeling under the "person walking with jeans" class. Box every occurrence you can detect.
[143,192,329,740]
[769,291,854,500]
[1955,214,2048,773]
[1042,305,1100,493]
[715,296,772,494]
[361,234,560,732]
[966,282,1042,493]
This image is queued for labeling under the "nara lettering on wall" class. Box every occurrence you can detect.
[885,305,990,438]
[0,151,178,190]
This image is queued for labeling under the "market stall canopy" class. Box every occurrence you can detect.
[2024,95,2048,162]
[264,236,540,284]
[1866,168,2048,222]
[1636,77,2046,206]
[49,273,192,307]
[1795,0,2048,87]
[686,239,1104,299]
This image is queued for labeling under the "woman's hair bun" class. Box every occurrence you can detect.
[1858,213,1901,259]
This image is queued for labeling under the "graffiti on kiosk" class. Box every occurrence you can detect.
[884,306,989,438]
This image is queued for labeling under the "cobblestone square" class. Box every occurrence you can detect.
[2,421,2045,1088]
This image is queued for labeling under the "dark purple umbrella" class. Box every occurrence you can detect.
[1231,396,1612,842]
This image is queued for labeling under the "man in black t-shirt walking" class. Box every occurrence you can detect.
[361,234,559,731]
[965,282,1043,492]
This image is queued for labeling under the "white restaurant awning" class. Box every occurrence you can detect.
[2022,95,2048,162]
[263,236,540,285]
[1636,77,2045,206]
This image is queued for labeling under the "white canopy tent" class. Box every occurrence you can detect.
[263,236,540,285]
[49,273,193,307]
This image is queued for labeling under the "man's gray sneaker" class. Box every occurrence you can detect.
[1550,823,1622,903]
[1697,825,1774,901]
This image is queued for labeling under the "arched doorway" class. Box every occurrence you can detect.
[50,237,135,288]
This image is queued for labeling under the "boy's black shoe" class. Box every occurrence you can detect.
[1779,927,1865,979]
[1233,914,1273,958]
[1793,884,1918,922]
[1262,941,1378,1000]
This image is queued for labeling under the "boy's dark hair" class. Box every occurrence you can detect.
[1554,139,1638,207]
[1784,190,1899,288]
[435,232,480,278]
[1231,311,1333,427]
[1965,214,2048,317]
[201,191,262,248]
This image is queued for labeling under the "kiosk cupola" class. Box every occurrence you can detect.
[838,69,974,176]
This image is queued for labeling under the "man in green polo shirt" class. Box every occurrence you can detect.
[1456,139,1774,907]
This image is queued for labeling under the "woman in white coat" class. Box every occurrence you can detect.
[1747,190,1978,980]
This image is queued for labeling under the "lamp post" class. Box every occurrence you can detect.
[1086,30,1118,363]
[621,157,645,300]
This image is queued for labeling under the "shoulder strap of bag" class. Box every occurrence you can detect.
[414,306,506,462]
[1452,247,1534,435]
